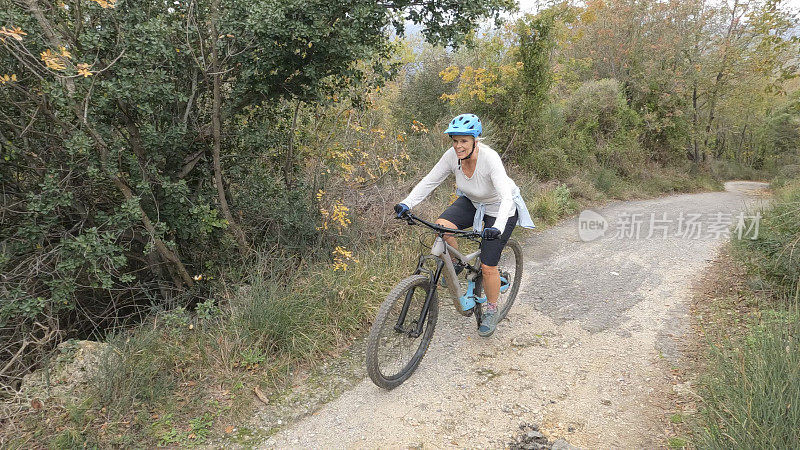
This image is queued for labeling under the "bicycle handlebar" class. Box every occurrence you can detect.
[398,212,481,238]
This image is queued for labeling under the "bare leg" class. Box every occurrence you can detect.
[482,263,500,306]
[435,218,459,258]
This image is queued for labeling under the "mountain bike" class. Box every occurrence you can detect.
[365,211,523,390]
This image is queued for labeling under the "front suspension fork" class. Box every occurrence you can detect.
[395,259,444,338]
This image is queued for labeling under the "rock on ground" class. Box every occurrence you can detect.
[20,340,108,401]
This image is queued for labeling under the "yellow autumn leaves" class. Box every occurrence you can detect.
[0,25,27,83]
[0,74,17,84]
[40,48,68,71]
[1,23,95,79]
[0,26,26,42]
[315,190,357,271]
[39,47,94,77]
[332,246,358,272]
[318,199,351,231]
[77,63,92,77]
[439,65,460,83]
[327,121,411,185]
[410,120,429,134]
[2,0,111,79]
[316,115,414,271]
[439,62,525,104]
[89,0,117,8]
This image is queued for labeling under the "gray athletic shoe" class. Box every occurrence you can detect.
[478,303,499,337]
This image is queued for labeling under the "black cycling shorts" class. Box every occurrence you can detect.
[438,196,517,267]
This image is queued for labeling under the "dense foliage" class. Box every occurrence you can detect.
[0,0,514,391]
[1,0,798,405]
[1,0,799,446]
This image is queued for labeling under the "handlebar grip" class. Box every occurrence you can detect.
[394,212,414,225]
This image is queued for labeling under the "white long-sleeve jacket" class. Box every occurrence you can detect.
[400,143,519,234]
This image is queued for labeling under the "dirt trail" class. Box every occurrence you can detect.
[256,181,770,449]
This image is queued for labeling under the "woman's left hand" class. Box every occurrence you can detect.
[482,227,501,240]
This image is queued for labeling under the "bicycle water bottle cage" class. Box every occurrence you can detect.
[459,279,487,311]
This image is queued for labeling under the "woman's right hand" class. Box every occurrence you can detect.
[394,203,410,218]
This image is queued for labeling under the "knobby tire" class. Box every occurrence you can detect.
[366,275,438,390]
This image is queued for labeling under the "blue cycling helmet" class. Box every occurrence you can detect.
[444,113,482,137]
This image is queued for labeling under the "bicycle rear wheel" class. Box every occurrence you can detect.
[366,274,438,390]
[494,238,523,321]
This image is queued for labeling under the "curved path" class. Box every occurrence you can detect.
[259,181,770,448]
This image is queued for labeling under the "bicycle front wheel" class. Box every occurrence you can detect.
[366,274,438,390]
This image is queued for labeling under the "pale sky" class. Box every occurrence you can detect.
[515,0,800,15]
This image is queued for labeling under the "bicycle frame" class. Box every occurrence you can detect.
[367,212,521,389]
[429,235,482,314]
[398,234,480,338]
[392,213,485,339]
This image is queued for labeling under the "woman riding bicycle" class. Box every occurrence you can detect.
[394,113,535,337]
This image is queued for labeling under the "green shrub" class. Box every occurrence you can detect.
[695,308,800,448]
[234,172,322,254]
[709,159,767,182]
[564,79,641,139]
[737,179,800,301]
[49,429,95,450]
[528,78,647,182]
[667,437,688,449]
[525,147,574,181]
[565,174,604,203]
[592,168,629,198]
[632,163,721,196]
[394,42,455,129]
[95,329,179,416]
[531,184,578,225]
[595,135,647,179]
[770,161,800,189]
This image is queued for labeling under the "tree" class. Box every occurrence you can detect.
[395,39,455,130]
[684,0,799,163]
[559,0,698,163]
[514,5,570,150]
[0,0,514,391]
[557,0,799,165]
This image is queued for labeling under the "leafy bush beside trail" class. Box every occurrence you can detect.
[694,179,800,448]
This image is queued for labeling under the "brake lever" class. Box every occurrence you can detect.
[393,213,415,225]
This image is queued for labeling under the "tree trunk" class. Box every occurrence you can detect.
[737,122,748,163]
[210,0,250,255]
[85,123,195,289]
[715,128,726,159]
[702,0,740,162]
[692,82,699,162]
[24,0,74,96]
[284,100,301,188]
